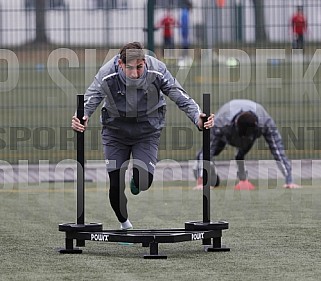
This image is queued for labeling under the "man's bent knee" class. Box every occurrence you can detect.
[133,167,154,191]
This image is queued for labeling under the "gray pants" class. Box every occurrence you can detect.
[101,128,161,174]
[102,128,162,223]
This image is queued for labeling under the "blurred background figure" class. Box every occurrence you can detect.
[178,1,193,67]
[291,5,307,49]
[180,1,192,56]
[193,99,300,190]
[156,8,178,50]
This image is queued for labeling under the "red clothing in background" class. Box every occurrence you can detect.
[291,13,307,35]
[159,16,176,39]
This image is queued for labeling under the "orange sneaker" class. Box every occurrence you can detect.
[234,180,255,190]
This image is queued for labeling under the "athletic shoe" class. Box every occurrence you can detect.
[193,177,203,190]
[120,219,133,230]
[234,180,255,190]
[130,177,140,195]
[193,174,220,190]
[119,220,133,246]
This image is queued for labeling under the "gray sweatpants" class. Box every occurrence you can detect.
[101,128,161,174]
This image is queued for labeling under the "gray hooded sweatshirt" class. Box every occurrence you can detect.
[83,54,201,138]
[199,99,292,184]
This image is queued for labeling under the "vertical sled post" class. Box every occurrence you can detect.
[76,94,85,247]
[202,93,211,223]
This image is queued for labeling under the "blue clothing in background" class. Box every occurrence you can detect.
[181,8,189,49]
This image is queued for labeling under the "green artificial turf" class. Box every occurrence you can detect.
[1,181,321,281]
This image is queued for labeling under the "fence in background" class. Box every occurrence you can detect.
[0,0,321,48]
[0,0,321,164]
